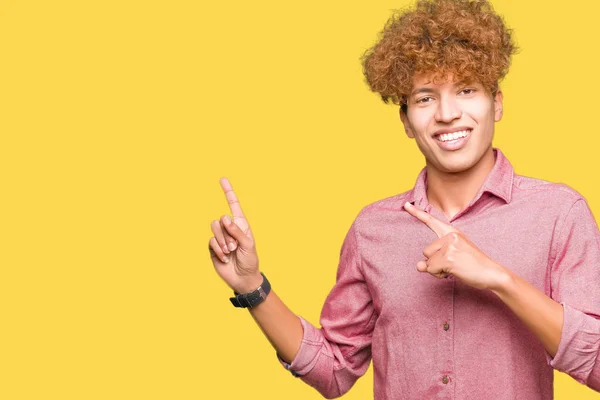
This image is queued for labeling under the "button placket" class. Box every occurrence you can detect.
[437,273,455,394]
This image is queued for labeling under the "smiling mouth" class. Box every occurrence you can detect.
[434,129,472,143]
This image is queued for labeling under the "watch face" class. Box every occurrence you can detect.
[257,286,267,299]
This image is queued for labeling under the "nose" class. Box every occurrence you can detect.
[434,95,462,123]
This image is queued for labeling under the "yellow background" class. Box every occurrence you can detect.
[2,0,600,398]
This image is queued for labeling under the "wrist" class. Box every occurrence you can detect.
[489,263,515,294]
[234,272,264,294]
[230,272,271,309]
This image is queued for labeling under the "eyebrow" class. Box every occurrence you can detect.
[410,81,473,97]
[410,88,436,96]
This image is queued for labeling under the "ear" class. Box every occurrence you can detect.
[399,107,415,138]
[494,89,504,122]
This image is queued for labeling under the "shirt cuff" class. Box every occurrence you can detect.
[546,302,600,385]
[278,354,302,377]
[277,316,325,378]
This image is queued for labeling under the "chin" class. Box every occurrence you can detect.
[431,153,477,174]
[434,145,494,174]
[439,163,474,174]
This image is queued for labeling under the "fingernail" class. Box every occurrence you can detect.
[404,201,413,208]
[228,242,237,251]
[223,215,231,225]
[223,256,229,263]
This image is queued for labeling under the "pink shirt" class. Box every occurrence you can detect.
[280,149,600,399]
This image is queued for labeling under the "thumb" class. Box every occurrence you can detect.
[221,215,254,249]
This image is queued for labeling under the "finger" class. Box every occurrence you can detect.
[209,237,230,264]
[221,224,238,252]
[211,220,230,254]
[422,236,450,259]
[424,252,447,276]
[403,202,455,238]
[417,259,447,278]
[221,215,253,249]
[220,177,245,220]
[212,217,238,252]
[418,258,450,279]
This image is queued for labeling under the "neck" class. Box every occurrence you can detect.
[426,147,496,220]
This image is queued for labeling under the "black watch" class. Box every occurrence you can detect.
[229,273,271,308]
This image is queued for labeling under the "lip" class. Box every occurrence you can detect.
[434,129,472,151]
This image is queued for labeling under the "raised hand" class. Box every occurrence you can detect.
[403,202,508,290]
[208,178,262,294]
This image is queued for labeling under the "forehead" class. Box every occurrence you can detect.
[410,72,480,94]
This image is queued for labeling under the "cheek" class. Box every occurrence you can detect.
[407,110,434,135]
[463,102,495,125]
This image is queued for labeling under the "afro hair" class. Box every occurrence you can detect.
[362,0,518,109]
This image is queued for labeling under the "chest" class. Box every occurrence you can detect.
[359,204,556,316]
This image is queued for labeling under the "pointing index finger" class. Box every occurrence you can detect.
[404,202,455,238]
[220,177,245,219]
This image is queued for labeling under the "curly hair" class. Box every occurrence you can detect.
[361,0,518,110]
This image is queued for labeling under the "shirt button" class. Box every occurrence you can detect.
[442,375,449,384]
[443,323,450,331]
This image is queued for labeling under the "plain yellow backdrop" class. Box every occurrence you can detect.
[2,0,600,399]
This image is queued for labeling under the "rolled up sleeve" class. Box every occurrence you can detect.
[548,199,600,392]
[277,220,376,398]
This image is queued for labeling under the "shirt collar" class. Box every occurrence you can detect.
[406,148,514,208]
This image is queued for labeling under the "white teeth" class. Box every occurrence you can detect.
[436,130,470,142]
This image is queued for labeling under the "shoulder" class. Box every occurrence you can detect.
[513,173,586,207]
[359,190,411,215]
[349,189,413,232]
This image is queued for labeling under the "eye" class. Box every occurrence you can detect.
[416,96,434,104]
[460,88,476,95]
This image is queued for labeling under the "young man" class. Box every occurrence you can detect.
[208,0,600,398]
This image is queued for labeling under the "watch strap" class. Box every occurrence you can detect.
[229,273,271,308]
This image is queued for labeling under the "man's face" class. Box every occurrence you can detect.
[400,73,503,174]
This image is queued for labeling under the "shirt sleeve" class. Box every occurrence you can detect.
[547,199,600,392]
[277,220,376,399]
